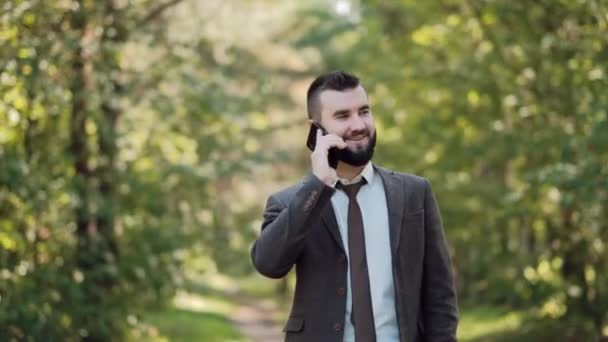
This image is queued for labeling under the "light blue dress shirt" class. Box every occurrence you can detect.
[331,162,399,342]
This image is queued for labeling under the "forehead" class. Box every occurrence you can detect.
[318,85,368,114]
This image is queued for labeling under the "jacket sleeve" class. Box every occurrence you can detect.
[421,178,459,341]
[250,174,335,279]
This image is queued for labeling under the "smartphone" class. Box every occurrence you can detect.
[306,122,339,169]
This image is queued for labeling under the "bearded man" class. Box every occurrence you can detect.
[251,70,458,342]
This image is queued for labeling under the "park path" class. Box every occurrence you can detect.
[231,295,284,342]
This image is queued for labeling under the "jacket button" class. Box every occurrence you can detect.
[334,323,342,332]
[337,287,345,296]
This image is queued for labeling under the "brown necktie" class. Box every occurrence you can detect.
[338,179,376,342]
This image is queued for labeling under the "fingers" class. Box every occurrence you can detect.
[311,130,342,184]
[316,133,346,150]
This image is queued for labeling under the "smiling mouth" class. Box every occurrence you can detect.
[348,136,367,142]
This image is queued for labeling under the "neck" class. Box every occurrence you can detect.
[336,162,367,181]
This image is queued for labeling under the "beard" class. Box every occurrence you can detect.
[336,130,377,167]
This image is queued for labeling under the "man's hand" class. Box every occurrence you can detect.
[311,129,346,187]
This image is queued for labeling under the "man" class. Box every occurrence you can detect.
[251,71,458,342]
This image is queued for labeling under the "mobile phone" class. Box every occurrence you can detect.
[306,122,339,169]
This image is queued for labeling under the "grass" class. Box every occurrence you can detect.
[133,289,246,342]
[132,271,602,342]
[458,306,525,341]
[458,305,598,342]
[139,308,244,342]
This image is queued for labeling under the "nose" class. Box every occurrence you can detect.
[349,114,366,133]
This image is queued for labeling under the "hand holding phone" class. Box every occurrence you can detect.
[306,122,346,186]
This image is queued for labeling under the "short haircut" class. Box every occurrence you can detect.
[306,70,360,120]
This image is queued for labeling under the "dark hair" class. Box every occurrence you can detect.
[306,70,360,120]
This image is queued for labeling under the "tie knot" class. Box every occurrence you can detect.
[337,179,367,198]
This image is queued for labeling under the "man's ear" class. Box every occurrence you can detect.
[309,112,323,125]
[308,119,319,128]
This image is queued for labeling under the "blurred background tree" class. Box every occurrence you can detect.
[1,0,606,341]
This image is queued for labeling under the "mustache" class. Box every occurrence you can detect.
[344,129,371,140]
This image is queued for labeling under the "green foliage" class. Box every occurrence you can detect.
[2,0,607,340]
[289,0,608,336]
[0,0,287,339]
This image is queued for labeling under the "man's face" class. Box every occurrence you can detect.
[317,85,377,166]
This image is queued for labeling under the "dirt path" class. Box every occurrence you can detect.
[231,295,284,342]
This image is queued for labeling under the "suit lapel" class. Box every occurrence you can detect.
[321,203,345,251]
[318,165,405,254]
[375,166,404,258]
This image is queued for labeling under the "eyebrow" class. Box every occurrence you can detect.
[332,105,370,117]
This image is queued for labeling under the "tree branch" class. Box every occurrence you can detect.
[139,0,186,26]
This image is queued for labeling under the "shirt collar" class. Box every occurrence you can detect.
[337,161,374,186]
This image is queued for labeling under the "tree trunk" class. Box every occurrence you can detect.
[69,0,93,245]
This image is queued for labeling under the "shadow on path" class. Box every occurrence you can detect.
[231,295,284,342]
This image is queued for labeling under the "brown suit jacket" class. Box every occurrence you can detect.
[251,165,458,342]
